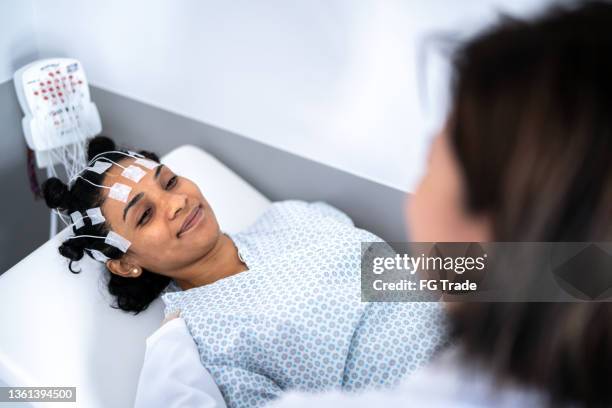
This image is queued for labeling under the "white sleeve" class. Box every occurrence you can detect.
[265,389,386,408]
[134,318,227,408]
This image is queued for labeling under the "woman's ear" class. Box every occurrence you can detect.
[106,258,142,278]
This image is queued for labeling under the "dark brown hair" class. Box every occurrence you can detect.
[447,1,612,406]
[42,136,171,314]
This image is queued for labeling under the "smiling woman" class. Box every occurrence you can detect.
[42,135,245,313]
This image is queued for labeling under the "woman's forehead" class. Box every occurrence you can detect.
[98,159,166,216]
[103,156,140,176]
[100,157,167,182]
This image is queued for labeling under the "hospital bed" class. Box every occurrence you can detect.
[0,145,271,407]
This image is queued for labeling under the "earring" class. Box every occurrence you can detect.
[131,268,139,275]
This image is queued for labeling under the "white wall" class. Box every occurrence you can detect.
[31,0,552,191]
[0,0,38,83]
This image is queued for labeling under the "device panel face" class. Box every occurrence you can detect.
[15,58,99,154]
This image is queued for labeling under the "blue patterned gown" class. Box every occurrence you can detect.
[161,200,448,408]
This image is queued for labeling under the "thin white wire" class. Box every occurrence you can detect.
[67,160,123,186]
[69,139,77,177]
[74,176,110,190]
[65,234,105,241]
[52,209,71,227]
[47,148,59,178]
[95,157,126,169]
[43,67,144,185]
[88,150,143,166]
[36,67,90,214]
[65,233,123,249]
[67,72,88,180]
[66,84,79,179]
[53,210,104,229]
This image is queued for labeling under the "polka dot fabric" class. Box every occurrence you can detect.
[161,200,448,408]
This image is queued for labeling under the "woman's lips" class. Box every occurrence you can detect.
[178,204,203,237]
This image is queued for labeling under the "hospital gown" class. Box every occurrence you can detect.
[152,200,448,408]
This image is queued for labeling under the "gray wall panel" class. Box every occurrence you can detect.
[0,80,50,272]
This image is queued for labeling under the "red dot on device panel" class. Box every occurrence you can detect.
[33,91,38,95]
[43,96,48,100]
[48,72,54,77]
[78,80,83,84]
[56,70,60,74]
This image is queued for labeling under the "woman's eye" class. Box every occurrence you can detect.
[166,176,178,189]
[139,208,152,226]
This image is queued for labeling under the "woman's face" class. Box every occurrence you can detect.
[98,157,221,278]
[407,129,491,242]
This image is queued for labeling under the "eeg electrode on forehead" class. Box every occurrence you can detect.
[58,149,160,263]
[68,150,160,203]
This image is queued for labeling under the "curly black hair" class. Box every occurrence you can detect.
[42,136,171,314]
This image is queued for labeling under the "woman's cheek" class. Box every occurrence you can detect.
[137,227,172,252]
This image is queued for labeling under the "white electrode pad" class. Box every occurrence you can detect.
[70,211,84,229]
[127,150,144,158]
[108,183,132,203]
[88,161,113,175]
[105,231,131,253]
[121,165,146,183]
[89,249,110,262]
[134,158,159,170]
[86,207,105,225]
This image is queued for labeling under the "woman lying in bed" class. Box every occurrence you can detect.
[43,136,448,408]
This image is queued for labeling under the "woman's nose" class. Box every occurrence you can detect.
[167,193,188,220]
